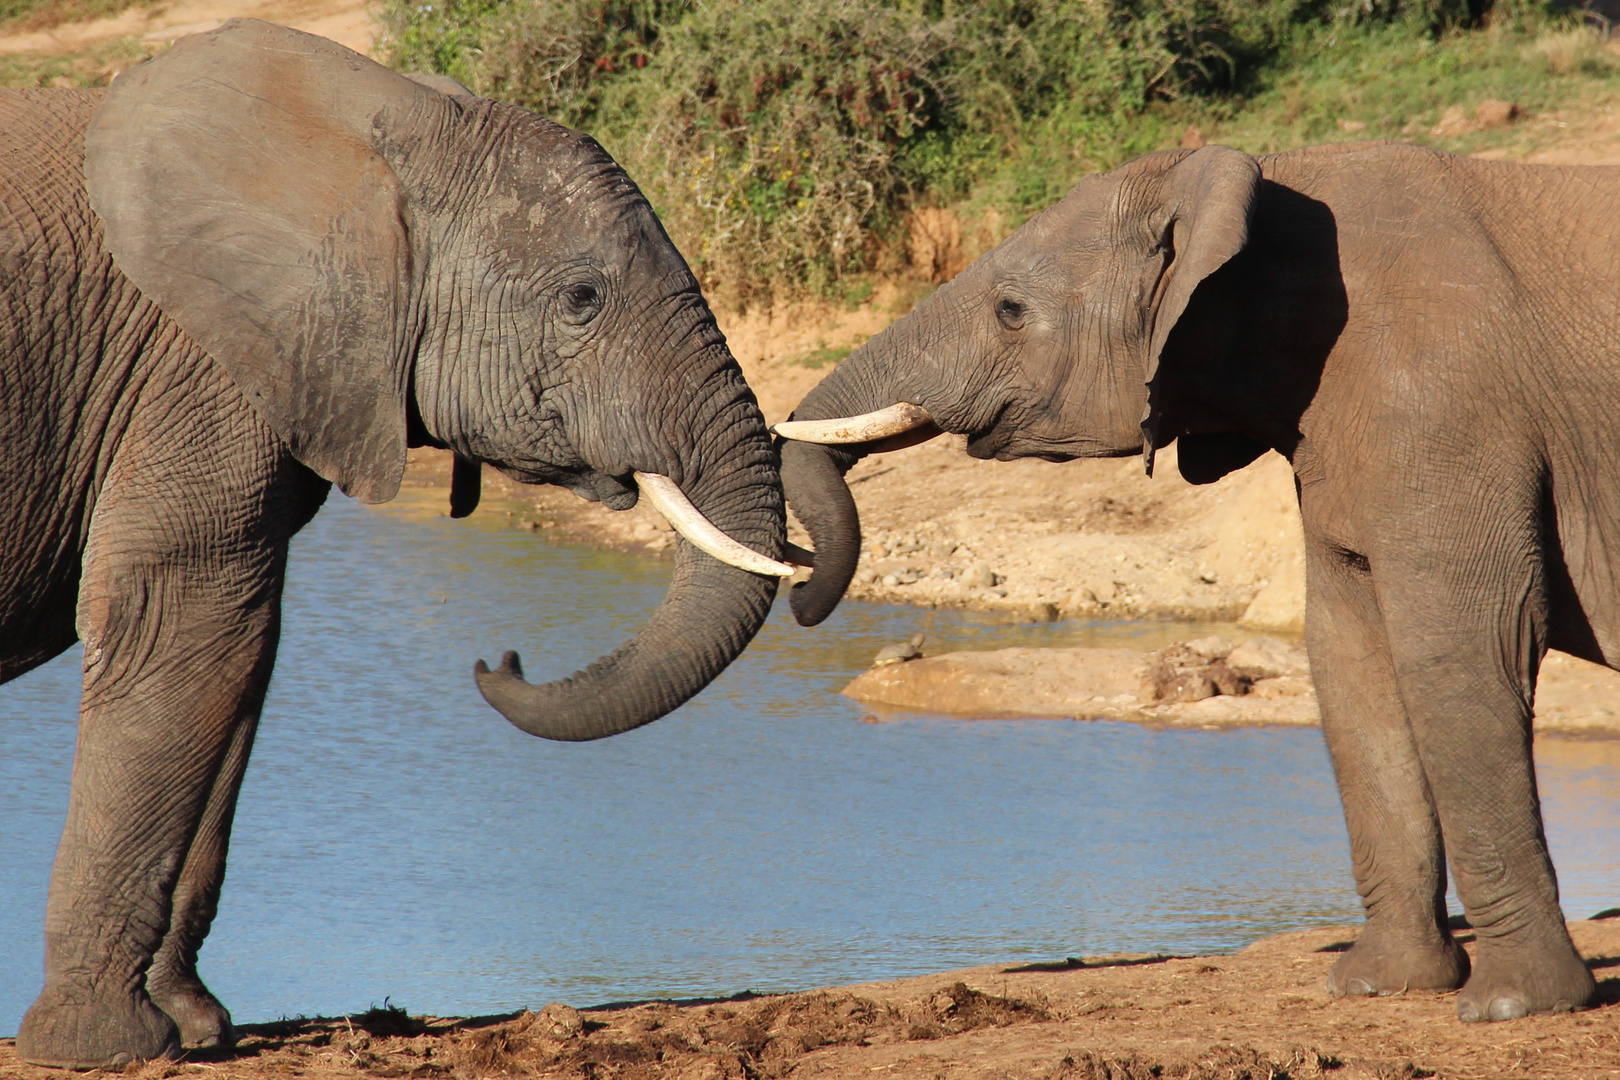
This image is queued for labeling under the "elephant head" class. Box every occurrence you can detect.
[775,145,1298,626]
[83,19,793,740]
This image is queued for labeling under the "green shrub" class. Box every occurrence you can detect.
[380,0,1562,303]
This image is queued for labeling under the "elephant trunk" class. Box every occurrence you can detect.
[477,394,785,742]
[778,336,937,626]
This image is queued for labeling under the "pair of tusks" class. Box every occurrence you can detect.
[634,472,813,578]
[633,403,936,579]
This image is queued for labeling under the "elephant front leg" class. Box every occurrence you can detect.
[145,709,262,1048]
[1307,541,1469,999]
[16,552,281,1069]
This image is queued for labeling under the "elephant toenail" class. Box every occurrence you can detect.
[1458,999,1483,1022]
[1488,997,1529,1022]
[1347,978,1375,996]
[108,1052,133,1067]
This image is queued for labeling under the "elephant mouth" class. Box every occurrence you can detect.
[497,462,640,510]
[964,402,1018,460]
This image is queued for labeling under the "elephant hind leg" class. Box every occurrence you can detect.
[1373,500,1594,1020]
[145,709,262,1048]
[1306,539,1469,999]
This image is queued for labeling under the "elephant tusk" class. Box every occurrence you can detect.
[634,472,796,577]
[771,402,936,444]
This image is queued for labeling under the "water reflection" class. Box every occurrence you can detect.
[0,492,1613,1033]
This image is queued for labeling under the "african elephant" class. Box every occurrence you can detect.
[776,142,1611,1023]
[1,19,792,1069]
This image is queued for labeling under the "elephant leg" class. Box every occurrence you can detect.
[1307,540,1469,998]
[1375,522,1594,1021]
[15,536,282,1068]
[14,368,307,1067]
[144,708,262,1048]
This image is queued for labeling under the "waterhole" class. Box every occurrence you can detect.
[2,492,1614,1031]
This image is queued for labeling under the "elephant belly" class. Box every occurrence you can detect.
[1546,464,1620,671]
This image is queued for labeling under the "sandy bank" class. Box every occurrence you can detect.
[0,0,375,58]
[5,918,1615,1078]
[843,634,1620,737]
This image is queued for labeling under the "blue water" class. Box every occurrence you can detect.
[2,491,1615,1033]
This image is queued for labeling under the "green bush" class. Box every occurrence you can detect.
[381,0,1560,303]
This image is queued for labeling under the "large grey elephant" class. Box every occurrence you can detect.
[776,142,1613,1024]
[1,19,793,1069]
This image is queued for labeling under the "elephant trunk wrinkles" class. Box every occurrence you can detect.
[478,394,783,742]
[780,344,916,626]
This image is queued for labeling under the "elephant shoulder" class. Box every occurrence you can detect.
[0,90,106,258]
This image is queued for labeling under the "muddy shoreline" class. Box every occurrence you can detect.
[5,919,1617,1078]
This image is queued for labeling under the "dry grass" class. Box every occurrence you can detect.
[1528,25,1609,76]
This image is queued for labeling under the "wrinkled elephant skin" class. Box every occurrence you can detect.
[0,20,784,1069]
[780,143,1613,1023]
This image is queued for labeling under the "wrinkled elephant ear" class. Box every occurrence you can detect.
[1140,145,1261,476]
[84,19,447,503]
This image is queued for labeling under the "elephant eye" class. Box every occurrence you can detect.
[995,296,1025,329]
[561,283,602,323]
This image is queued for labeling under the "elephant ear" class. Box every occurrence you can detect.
[1140,145,1261,476]
[84,19,441,503]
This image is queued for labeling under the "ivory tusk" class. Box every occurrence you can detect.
[634,472,796,577]
[771,402,935,444]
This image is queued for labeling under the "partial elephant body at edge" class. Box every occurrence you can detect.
[778,140,1617,1026]
[0,19,785,1070]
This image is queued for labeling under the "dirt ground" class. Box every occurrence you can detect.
[3,919,1617,1079]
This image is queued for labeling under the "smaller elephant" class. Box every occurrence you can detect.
[776,141,1615,1023]
[2,19,794,1069]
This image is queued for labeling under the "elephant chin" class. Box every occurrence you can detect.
[474,534,778,741]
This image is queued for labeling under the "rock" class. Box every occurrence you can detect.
[881,568,922,587]
[1228,636,1309,679]
[1250,675,1313,700]
[1147,665,1219,704]
[1141,643,1251,703]
[960,563,998,589]
[1028,602,1059,622]
[874,634,927,667]
[529,1002,584,1041]
[1476,99,1520,129]
[1239,546,1305,632]
[845,647,1147,716]
[1182,636,1235,661]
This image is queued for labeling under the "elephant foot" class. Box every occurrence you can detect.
[147,966,236,1048]
[17,985,181,1069]
[1456,932,1595,1022]
[1326,924,1470,997]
